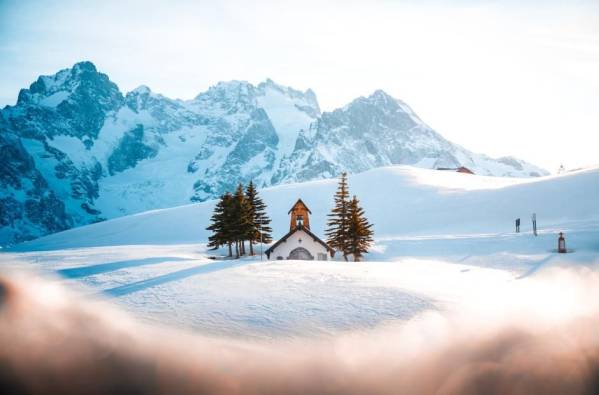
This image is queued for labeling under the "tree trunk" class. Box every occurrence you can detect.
[235,240,239,259]
[227,243,232,257]
[249,240,254,256]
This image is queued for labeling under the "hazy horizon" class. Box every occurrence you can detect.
[1,0,598,172]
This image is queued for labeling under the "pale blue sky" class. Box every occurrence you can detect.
[1,0,598,172]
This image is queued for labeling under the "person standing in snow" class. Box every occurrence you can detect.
[515,218,520,233]
[532,213,537,236]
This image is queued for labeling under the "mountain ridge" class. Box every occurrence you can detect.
[0,61,548,245]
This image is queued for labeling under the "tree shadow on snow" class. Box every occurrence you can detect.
[103,259,250,297]
[57,257,193,279]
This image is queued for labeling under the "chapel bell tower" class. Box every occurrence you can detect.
[288,199,311,231]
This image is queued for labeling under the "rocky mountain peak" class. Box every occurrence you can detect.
[193,80,257,113]
[345,89,402,113]
[72,60,98,73]
[257,79,321,116]
[8,61,123,143]
[16,61,109,106]
[125,85,164,113]
[370,89,395,102]
[0,61,549,246]
[129,85,152,95]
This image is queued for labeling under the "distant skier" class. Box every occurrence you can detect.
[532,213,537,236]
[515,218,520,233]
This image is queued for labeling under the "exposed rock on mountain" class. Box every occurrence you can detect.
[0,61,548,245]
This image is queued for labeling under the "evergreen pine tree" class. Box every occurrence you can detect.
[221,193,236,257]
[347,195,374,262]
[232,183,252,258]
[206,196,225,250]
[207,182,273,259]
[325,172,351,261]
[245,181,272,256]
[206,193,234,257]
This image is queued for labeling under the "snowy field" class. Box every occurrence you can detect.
[1,165,598,339]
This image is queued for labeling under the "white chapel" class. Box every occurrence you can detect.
[265,199,335,261]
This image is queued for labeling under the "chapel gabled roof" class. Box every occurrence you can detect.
[264,225,334,256]
[287,198,312,214]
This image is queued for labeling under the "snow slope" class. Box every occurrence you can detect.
[2,165,598,339]
[12,165,599,252]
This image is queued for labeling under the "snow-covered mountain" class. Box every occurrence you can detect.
[274,90,547,183]
[0,61,547,245]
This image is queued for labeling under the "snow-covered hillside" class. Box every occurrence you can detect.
[3,165,598,339]
[0,61,548,245]
[11,165,598,252]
